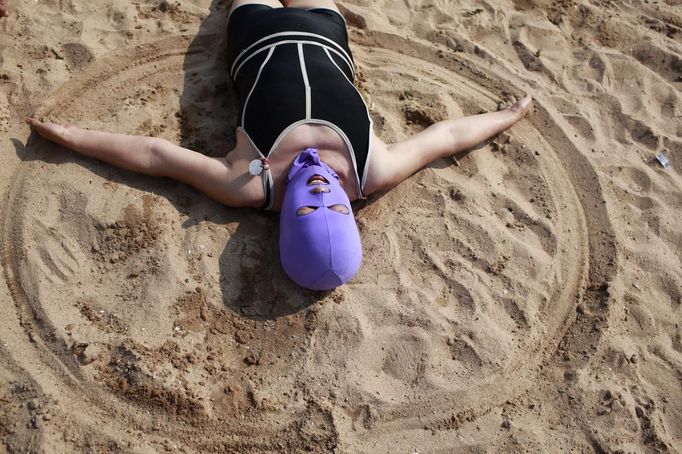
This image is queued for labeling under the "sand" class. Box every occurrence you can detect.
[1,0,681,452]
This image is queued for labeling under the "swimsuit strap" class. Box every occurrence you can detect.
[242,128,276,210]
[263,167,275,210]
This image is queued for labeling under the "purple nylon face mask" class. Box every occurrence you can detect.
[279,148,362,290]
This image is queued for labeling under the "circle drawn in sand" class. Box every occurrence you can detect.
[2,31,615,450]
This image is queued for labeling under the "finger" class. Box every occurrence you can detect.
[26,118,45,133]
[26,118,49,130]
[26,118,44,131]
[27,119,61,140]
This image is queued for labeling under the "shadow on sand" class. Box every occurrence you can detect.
[15,0,327,321]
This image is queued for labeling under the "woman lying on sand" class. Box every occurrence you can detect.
[27,0,532,290]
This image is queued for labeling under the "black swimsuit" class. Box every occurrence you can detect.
[227,5,373,210]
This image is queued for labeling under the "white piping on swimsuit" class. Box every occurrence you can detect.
[323,47,374,192]
[298,43,312,120]
[231,31,354,77]
[241,46,276,207]
[239,40,370,210]
[232,39,354,80]
[241,46,275,128]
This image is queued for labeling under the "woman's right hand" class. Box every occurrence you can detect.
[26,118,79,147]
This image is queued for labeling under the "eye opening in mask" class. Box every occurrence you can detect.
[296,206,319,216]
[296,204,349,216]
[328,204,349,214]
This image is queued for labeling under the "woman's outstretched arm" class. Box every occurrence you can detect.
[363,95,532,194]
[27,119,166,175]
[26,119,256,207]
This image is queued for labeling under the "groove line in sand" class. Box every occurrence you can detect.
[1,33,615,449]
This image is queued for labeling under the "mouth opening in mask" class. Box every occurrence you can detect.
[307,174,330,185]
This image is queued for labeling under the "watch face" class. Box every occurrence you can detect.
[249,159,264,176]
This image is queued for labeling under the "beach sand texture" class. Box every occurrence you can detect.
[1,0,681,452]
